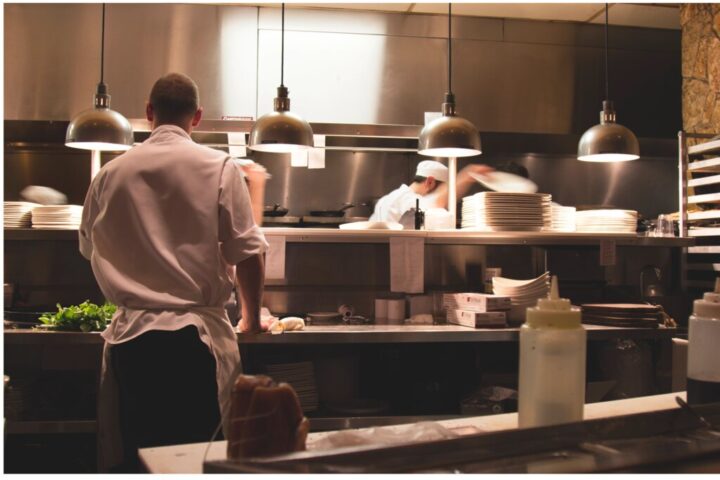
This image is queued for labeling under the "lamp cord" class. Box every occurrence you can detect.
[100,3,106,85]
[281,3,285,88]
[604,3,609,102]
[448,2,453,96]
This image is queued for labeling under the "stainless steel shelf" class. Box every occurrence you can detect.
[688,245,720,254]
[688,227,720,237]
[688,156,720,173]
[688,174,720,188]
[237,324,675,344]
[688,139,720,156]
[685,263,720,271]
[688,192,720,204]
[688,210,720,221]
[5,420,96,434]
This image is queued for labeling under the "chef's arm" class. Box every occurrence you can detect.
[241,164,267,226]
[431,164,494,209]
[236,253,266,333]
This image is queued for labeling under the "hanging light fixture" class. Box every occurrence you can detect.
[578,3,639,162]
[249,3,313,153]
[65,4,133,152]
[419,3,480,158]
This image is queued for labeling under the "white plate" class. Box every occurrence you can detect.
[470,171,538,193]
[339,221,403,230]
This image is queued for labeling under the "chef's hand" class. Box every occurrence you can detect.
[241,163,268,189]
[458,164,494,187]
[238,317,270,334]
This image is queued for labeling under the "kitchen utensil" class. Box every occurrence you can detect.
[263,204,289,217]
[387,298,406,324]
[469,171,538,194]
[306,312,343,325]
[309,203,354,218]
[653,214,675,237]
[374,298,388,319]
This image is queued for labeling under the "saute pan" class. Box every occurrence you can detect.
[309,203,354,218]
[263,204,289,217]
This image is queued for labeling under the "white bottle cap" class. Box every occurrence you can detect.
[693,278,720,319]
[526,276,581,328]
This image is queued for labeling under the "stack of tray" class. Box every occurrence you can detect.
[580,303,664,328]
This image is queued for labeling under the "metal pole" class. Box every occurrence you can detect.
[91,150,102,180]
[448,157,457,228]
[678,130,688,293]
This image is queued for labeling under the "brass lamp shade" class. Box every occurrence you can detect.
[419,98,481,158]
[65,85,133,152]
[419,114,481,158]
[249,86,314,153]
[577,101,639,163]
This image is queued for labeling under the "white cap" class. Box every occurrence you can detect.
[693,278,720,319]
[416,160,448,182]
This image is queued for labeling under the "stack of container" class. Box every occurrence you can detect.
[443,292,511,328]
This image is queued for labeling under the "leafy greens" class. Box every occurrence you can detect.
[38,301,116,332]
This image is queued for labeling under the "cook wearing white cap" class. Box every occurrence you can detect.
[370,160,492,223]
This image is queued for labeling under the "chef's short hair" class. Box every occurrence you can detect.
[149,73,200,125]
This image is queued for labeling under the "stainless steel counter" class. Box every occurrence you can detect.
[4,325,674,345]
[4,227,694,247]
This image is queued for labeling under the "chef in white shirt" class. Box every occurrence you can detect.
[370,160,493,223]
[79,73,268,472]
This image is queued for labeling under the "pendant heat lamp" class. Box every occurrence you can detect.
[419,3,480,158]
[65,4,133,152]
[249,3,313,153]
[577,4,639,162]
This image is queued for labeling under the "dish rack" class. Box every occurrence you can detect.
[678,131,720,292]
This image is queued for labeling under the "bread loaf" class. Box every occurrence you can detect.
[227,374,310,460]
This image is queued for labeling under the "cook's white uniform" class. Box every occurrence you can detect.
[79,124,268,470]
[369,184,436,223]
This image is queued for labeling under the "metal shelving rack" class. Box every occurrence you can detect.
[678,131,720,292]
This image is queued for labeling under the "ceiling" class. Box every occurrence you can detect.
[289,3,681,30]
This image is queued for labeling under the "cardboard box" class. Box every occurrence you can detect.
[443,292,511,312]
[447,309,507,328]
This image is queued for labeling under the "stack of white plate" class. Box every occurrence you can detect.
[575,209,637,234]
[31,205,83,229]
[4,201,39,228]
[546,205,576,232]
[492,272,551,323]
[461,192,552,231]
[265,361,319,413]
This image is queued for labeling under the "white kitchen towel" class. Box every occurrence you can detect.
[390,237,424,294]
[227,132,247,158]
[265,235,287,280]
[291,150,309,167]
[308,135,325,169]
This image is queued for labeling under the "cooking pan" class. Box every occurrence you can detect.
[263,204,289,217]
[309,203,354,218]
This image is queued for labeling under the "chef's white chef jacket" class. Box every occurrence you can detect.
[369,184,435,223]
[79,124,268,467]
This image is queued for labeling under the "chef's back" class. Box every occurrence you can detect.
[79,125,267,313]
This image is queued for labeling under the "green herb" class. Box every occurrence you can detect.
[38,301,116,332]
